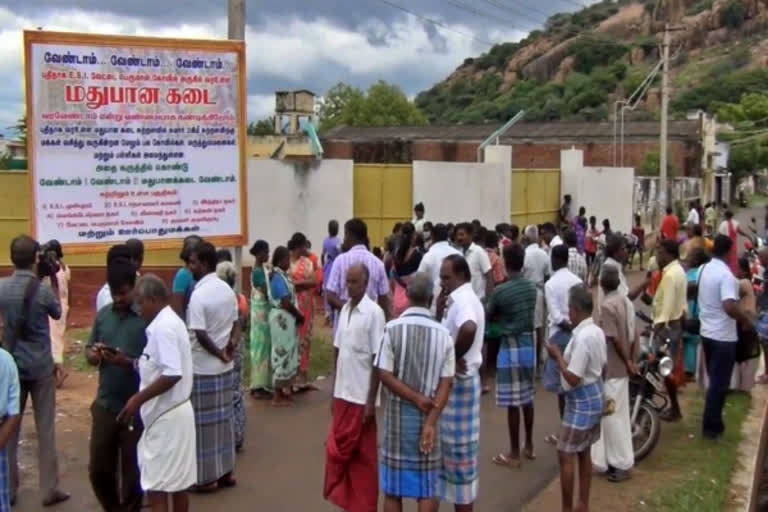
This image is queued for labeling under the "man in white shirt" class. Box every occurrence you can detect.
[564,230,588,283]
[545,246,583,345]
[324,264,385,512]
[523,225,551,367]
[597,234,644,322]
[119,275,196,511]
[418,223,461,313]
[454,222,493,302]
[546,284,607,512]
[413,202,426,234]
[436,254,485,510]
[686,201,700,226]
[543,245,583,431]
[698,235,752,440]
[541,222,562,251]
[186,241,239,490]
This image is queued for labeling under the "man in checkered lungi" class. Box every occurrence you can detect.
[0,347,20,511]
[436,255,485,511]
[546,285,607,512]
[486,243,537,468]
[376,272,455,512]
[186,242,239,491]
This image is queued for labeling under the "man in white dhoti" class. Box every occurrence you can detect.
[591,265,636,482]
[118,275,196,512]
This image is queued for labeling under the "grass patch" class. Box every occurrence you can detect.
[747,194,768,208]
[633,391,751,511]
[64,328,93,373]
[308,333,334,380]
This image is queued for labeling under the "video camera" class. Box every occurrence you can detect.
[37,241,61,279]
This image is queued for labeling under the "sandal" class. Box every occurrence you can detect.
[492,453,521,468]
[544,434,558,446]
[524,445,537,460]
[659,409,682,422]
[218,475,237,488]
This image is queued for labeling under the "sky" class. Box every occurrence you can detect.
[0,0,598,136]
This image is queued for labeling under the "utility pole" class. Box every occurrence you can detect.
[228,0,245,40]
[229,0,245,292]
[659,23,670,210]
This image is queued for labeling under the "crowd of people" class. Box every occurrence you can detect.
[0,194,761,512]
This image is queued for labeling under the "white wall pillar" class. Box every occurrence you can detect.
[560,147,584,208]
[483,145,512,167]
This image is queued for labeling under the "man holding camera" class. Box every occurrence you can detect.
[0,235,69,507]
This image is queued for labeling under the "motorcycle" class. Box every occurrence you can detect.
[629,311,675,462]
[744,238,765,295]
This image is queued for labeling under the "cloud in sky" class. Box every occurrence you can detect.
[0,0,595,135]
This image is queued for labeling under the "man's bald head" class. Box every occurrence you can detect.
[407,272,433,308]
[346,263,369,302]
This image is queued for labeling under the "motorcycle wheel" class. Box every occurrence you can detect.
[632,401,661,462]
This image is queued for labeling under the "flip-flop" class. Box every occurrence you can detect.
[492,453,521,468]
[524,446,537,460]
[544,434,558,446]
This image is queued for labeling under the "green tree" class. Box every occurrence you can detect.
[14,116,26,143]
[318,83,366,132]
[728,142,768,180]
[318,81,427,132]
[247,117,275,136]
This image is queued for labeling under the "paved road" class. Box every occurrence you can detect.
[14,375,561,512]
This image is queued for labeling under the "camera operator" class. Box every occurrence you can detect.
[0,235,69,507]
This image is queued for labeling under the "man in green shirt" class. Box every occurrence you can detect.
[86,257,147,512]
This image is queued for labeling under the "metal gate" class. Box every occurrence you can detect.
[353,164,413,248]
[510,168,561,227]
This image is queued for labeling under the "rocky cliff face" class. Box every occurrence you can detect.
[441,0,767,96]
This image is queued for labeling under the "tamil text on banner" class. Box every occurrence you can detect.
[24,31,247,250]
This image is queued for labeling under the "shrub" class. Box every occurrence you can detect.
[721,0,749,28]
[570,35,628,74]
[686,0,713,16]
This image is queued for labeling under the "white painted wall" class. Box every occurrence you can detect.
[561,149,634,234]
[245,159,353,264]
[413,160,510,227]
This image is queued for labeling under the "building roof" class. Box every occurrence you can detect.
[322,120,701,144]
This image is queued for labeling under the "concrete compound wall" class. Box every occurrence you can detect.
[323,139,699,176]
[561,148,635,235]
[246,159,353,264]
[412,157,510,228]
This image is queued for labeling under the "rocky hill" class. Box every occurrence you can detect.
[415,0,768,123]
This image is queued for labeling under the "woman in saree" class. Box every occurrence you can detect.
[287,233,316,390]
[718,210,750,275]
[46,240,70,387]
[249,240,272,399]
[269,246,304,406]
[391,222,423,318]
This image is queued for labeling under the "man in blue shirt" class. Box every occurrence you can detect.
[0,346,21,511]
